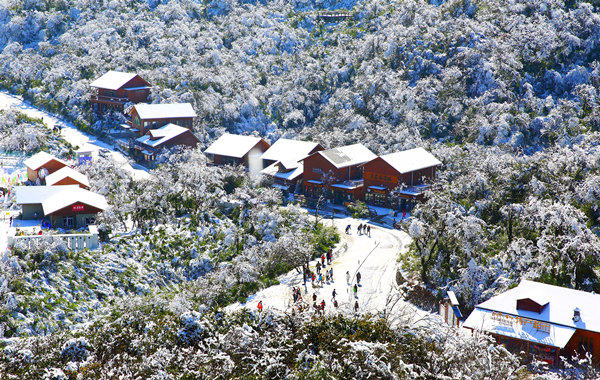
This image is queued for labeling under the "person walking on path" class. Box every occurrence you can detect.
[316,262,321,275]
[326,249,332,265]
[257,300,263,313]
[356,272,362,286]
[321,254,325,267]
[353,284,358,298]
[367,225,371,237]
[320,300,325,314]
[354,300,359,313]
[346,271,350,284]
[331,289,337,301]
[358,223,362,235]
[328,268,333,282]
[345,225,351,234]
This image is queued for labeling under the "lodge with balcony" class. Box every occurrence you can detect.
[90,71,151,114]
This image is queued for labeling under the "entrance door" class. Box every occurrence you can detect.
[63,216,74,229]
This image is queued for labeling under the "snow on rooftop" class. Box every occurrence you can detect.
[136,123,192,148]
[24,152,68,171]
[464,308,575,348]
[317,143,377,168]
[204,133,266,159]
[260,138,321,163]
[44,167,90,188]
[273,166,303,181]
[133,103,197,120]
[16,185,108,215]
[90,71,138,90]
[465,280,600,335]
[380,147,441,174]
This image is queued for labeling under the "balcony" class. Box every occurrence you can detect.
[90,94,129,104]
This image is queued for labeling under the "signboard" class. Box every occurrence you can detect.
[365,172,398,184]
[491,311,551,333]
[72,204,85,212]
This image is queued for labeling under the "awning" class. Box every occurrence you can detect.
[141,150,154,156]
[120,124,131,129]
[306,180,323,185]
[463,308,576,349]
[368,185,388,194]
[272,183,288,190]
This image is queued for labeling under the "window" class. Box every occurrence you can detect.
[312,168,323,174]
[85,217,96,225]
[134,117,140,126]
[580,336,594,354]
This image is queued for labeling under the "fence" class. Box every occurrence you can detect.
[8,226,99,251]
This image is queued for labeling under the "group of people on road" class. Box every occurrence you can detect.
[346,223,372,237]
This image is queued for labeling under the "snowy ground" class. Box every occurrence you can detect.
[227,217,433,324]
[0,91,150,180]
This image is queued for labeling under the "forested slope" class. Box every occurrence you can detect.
[1,0,600,377]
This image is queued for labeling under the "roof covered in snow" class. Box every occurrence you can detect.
[315,144,377,169]
[44,167,90,188]
[463,308,575,348]
[464,280,600,335]
[204,134,267,159]
[260,138,321,163]
[90,71,140,90]
[132,103,197,120]
[24,152,68,171]
[16,185,108,215]
[136,123,196,148]
[380,148,441,174]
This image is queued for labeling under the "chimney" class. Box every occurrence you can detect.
[573,308,581,322]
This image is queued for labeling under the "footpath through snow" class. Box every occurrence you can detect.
[228,217,433,324]
[0,91,150,180]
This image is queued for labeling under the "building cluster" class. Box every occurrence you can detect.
[16,152,107,229]
[204,133,441,210]
[90,71,199,162]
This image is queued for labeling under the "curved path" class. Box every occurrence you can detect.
[227,217,431,323]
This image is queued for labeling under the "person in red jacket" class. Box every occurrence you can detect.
[257,300,263,313]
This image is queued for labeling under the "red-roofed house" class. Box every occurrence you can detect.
[362,147,441,210]
[45,166,90,189]
[90,71,151,114]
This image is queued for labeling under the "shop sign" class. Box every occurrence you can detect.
[365,172,398,183]
[491,311,551,333]
[72,204,85,212]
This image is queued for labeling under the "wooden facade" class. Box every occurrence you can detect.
[302,153,366,204]
[48,176,89,189]
[26,159,68,183]
[91,74,151,114]
[211,139,271,168]
[362,157,437,210]
[130,107,195,137]
[134,129,200,162]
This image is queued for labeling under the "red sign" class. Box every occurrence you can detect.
[72,204,85,212]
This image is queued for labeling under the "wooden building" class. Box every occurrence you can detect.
[302,144,376,204]
[439,291,462,328]
[362,147,441,210]
[204,133,270,169]
[134,123,200,162]
[260,139,324,192]
[44,167,90,189]
[16,185,108,229]
[90,71,151,114]
[129,103,196,136]
[463,280,600,367]
[24,152,69,183]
